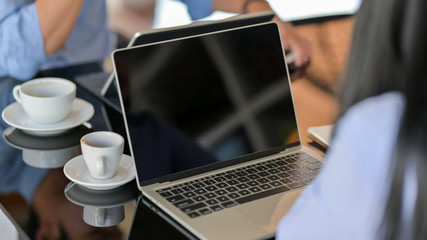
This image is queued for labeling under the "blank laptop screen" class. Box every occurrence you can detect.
[113,23,299,185]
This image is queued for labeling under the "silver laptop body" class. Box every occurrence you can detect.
[112,21,323,240]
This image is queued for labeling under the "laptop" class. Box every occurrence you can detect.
[128,194,197,239]
[73,11,275,111]
[0,204,30,240]
[112,22,324,240]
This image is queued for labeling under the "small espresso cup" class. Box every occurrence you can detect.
[13,77,76,123]
[81,131,124,180]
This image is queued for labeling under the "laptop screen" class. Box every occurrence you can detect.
[112,22,300,186]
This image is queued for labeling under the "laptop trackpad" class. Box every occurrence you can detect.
[237,189,302,232]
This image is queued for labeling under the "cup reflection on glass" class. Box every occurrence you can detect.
[12,77,76,123]
[22,146,79,169]
[83,206,125,227]
[80,131,124,180]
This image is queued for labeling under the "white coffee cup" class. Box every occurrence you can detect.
[81,131,124,179]
[13,77,76,123]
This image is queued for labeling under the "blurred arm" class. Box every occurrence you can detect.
[36,0,84,55]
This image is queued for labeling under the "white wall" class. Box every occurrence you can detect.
[269,0,361,21]
[153,0,362,28]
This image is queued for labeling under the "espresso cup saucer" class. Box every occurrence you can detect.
[1,98,94,137]
[63,154,136,191]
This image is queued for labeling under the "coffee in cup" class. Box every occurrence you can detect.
[13,77,76,123]
[80,131,125,179]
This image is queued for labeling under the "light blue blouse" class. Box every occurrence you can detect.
[0,1,116,80]
[276,92,414,239]
[0,0,213,81]
[180,0,213,20]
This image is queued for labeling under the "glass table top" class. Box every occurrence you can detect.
[0,63,192,240]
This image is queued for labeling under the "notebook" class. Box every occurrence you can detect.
[0,204,30,240]
[112,21,324,240]
[73,11,275,111]
[308,124,334,148]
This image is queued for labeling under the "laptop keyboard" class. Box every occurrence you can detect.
[156,152,321,218]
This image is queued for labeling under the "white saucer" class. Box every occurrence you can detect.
[64,154,136,191]
[1,98,94,136]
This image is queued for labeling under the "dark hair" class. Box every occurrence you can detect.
[338,0,427,239]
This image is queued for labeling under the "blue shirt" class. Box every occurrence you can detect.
[0,0,213,81]
[276,92,414,239]
[0,0,116,80]
[180,0,213,20]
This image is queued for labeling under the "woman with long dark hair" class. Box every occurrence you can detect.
[276,0,427,238]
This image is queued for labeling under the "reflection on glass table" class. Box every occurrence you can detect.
[3,125,92,168]
[29,168,129,240]
[1,123,136,240]
[64,181,138,227]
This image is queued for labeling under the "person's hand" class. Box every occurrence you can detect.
[211,0,312,79]
[275,18,312,79]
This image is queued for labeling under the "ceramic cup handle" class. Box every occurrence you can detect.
[96,156,105,177]
[12,85,22,103]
